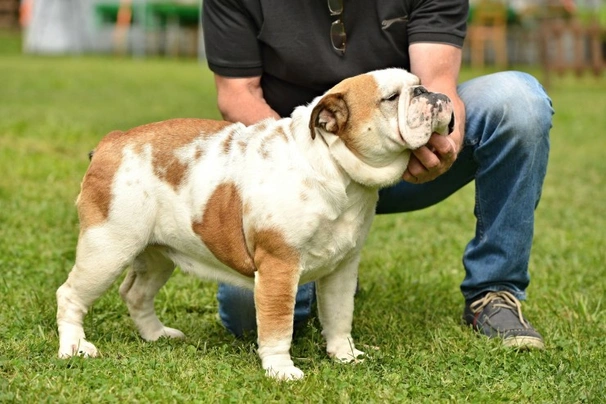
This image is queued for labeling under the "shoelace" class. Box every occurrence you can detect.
[469,291,529,328]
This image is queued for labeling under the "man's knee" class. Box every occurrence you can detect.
[493,72,552,130]
[461,71,553,146]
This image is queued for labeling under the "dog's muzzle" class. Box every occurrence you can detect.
[412,86,455,135]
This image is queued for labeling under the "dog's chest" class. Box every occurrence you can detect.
[243,181,378,280]
[298,202,373,280]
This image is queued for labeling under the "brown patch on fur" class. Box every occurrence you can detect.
[252,229,300,342]
[255,121,268,132]
[238,140,247,154]
[257,127,289,159]
[192,182,255,277]
[258,142,270,159]
[221,128,238,154]
[76,130,125,229]
[309,74,378,156]
[194,146,204,161]
[302,178,314,189]
[274,127,288,142]
[77,119,232,230]
[122,119,232,189]
[265,127,289,144]
[146,119,231,189]
[333,75,378,153]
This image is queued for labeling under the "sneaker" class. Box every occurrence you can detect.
[463,291,545,350]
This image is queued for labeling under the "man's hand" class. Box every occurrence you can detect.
[402,132,459,184]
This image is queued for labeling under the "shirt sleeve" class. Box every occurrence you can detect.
[407,0,469,48]
[202,0,264,77]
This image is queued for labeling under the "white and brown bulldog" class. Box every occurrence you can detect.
[56,68,453,380]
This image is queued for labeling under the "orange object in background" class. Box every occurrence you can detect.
[113,0,133,54]
[116,0,132,26]
[20,0,32,27]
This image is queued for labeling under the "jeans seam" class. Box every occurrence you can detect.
[471,142,485,241]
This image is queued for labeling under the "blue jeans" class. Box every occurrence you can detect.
[217,71,553,337]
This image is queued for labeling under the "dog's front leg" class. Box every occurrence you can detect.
[316,253,364,363]
[253,235,303,381]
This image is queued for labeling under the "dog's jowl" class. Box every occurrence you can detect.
[56,68,453,380]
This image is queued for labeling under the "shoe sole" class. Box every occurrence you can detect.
[503,335,545,350]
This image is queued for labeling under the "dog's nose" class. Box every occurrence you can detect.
[413,86,428,97]
[448,112,456,134]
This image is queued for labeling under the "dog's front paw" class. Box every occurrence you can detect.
[160,326,186,340]
[265,365,305,381]
[141,326,185,342]
[261,354,304,381]
[327,339,365,363]
[58,339,98,359]
[331,347,365,363]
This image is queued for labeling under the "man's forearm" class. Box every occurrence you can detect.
[214,75,280,125]
[218,91,280,125]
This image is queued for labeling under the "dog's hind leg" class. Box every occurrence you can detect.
[119,246,184,341]
[56,227,143,358]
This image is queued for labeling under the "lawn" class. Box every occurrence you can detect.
[1,31,605,402]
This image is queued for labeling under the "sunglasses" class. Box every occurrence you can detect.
[328,0,346,55]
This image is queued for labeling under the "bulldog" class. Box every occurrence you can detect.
[56,68,454,380]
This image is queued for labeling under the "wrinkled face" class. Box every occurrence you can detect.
[370,69,455,149]
[308,68,454,187]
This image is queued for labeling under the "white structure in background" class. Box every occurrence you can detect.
[24,0,94,54]
[23,0,205,59]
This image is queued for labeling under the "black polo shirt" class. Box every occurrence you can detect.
[203,0,468,117]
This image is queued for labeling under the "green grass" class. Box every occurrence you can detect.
[1,30,605,402]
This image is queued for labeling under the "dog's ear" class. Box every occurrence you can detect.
[308,93,349,139]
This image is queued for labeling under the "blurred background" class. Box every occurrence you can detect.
[0,0,604,83]
[1,3,605,401]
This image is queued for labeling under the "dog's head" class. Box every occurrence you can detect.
[309,68,454,188]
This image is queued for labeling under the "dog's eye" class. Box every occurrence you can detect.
[382,93,400,102]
